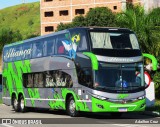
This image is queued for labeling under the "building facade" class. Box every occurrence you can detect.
[40,0,128,35]
[40,0,159,35]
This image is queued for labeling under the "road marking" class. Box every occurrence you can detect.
[0,124,14,127]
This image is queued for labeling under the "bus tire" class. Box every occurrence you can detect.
[67,96,79,117]
[18,95,26,112]
[12,95,19,112]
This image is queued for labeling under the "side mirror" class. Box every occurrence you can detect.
[143,53,158,71]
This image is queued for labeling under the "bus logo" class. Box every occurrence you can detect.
[117,94,129,99]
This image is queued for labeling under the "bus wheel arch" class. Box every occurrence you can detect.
[18,93,26,112]
[66,93,79,117]
[11,93,19,112]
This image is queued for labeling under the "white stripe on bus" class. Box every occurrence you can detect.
[110,105,136,108]
[2,97,11,99]
[25,98,65,101]
[76,100,91,102]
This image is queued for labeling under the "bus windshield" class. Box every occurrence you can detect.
[94,62,144,93]
[90,31,140,49]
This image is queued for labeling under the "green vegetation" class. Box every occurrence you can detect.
[0,2,40,40]
[56,7,117,31]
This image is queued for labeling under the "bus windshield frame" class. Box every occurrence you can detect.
[93,62,145,93]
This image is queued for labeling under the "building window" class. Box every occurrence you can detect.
[44,11,54,17]
[75,9,85,15]
[113,6,117,10]
[59,10,68,16]
[45,26,54,32]
[44,0,53,2]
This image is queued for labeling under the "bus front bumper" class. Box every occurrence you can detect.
[91,97,146,112]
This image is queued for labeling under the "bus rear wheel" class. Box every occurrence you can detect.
[12,95,19,112]
[18,95,26,112]
[67,96,79,117]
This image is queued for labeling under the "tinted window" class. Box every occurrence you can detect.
[55,33,70,56]
[90,31,139,50]
[70,29,89,52]
[44,70,73,88]
[76,67,93,88]
[22,43,32,60]
[23,71,72,88]
[44,37,56,56]
[32,41,43,58]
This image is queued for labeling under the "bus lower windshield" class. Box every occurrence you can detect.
[94,62,144,93]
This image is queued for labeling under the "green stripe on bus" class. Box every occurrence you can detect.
[83,52,98,70]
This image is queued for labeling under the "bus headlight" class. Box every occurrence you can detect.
[91,94,107,100]
[137,96,145,100]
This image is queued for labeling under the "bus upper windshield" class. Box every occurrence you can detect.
[90,31,140,50]
[94,62,144,93]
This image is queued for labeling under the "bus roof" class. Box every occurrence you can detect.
[3,27,133,48]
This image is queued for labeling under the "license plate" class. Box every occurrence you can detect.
[118,108,127,112]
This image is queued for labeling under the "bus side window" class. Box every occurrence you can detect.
[45,71,55,87]
[47,39,55,56]
[77,34,88,51]
[44,70,73,88]
[14,46,22,61]
[24,73,34,88]
[77,67,93,88]
[32,42,43,58]
[34,73,44,88]
[22,43,32,60]
[55,33,70,56]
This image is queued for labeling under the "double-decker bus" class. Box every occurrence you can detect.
[2,27,157,117]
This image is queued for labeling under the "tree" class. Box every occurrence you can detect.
[72,15,86,27]
[0,28,22,53]
[116,6,160,57]
[85,7,117,27]
[56,7,117,31]
[56,22,73,31]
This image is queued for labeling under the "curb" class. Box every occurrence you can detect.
[143,111,160,117]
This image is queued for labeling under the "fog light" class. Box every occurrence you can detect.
[140,103,145,108]
[96,104,104,109]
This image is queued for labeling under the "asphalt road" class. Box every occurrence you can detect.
[0,104,159,127]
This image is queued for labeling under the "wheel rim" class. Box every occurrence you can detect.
[69,100,75,114]
[13,98,18,109]
[20,98,24,110]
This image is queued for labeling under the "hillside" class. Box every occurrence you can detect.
[0,2,40,72]
[0,2,40,39]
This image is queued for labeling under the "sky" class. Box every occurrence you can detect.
[0,0,39,9]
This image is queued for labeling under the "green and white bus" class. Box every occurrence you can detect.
[2,27,157,117]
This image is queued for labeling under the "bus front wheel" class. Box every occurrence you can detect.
[67,96,79,117]
[12,95,19,112]
[18,95,26,112]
